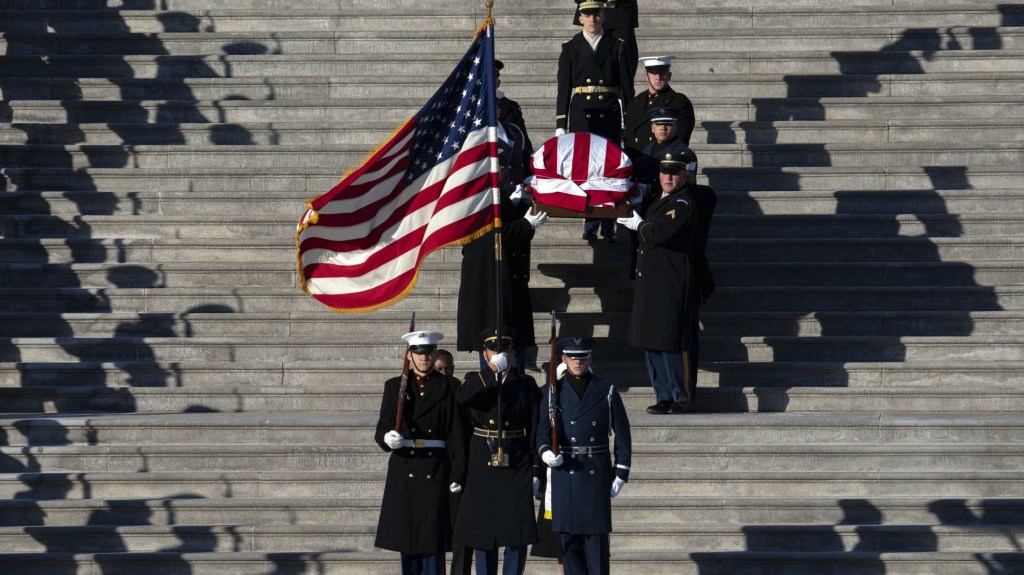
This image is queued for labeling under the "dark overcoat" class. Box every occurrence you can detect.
[498,96,534,179]
[536,374,631,535]
[623,86,695,160]
[374,371,468,554]
[556,33,635,142]
[453,369,541,549]
[627,184,699,352]
[456,192,536,351]
[690,183,718,304]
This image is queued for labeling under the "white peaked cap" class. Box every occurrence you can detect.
[639,55,676,69]
[402,331,444,347]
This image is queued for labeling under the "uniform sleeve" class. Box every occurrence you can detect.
[637,197,693,246]
[456,370,493,406]
[618,39,635,103]
[374,378,399,452]
[447,379,469,485]
[678,94,696,146]
[556,44,572,130]
[536,384,552,456]
[527,378,543,474]
[610,386,632,481]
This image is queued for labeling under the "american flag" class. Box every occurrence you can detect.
[296,22,500,313]
[526,132,634,212]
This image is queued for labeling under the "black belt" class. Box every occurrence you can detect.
[473,427,527,439]
[566,445,608,454]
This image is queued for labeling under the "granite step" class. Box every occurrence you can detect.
[3,412,1023,447]
[5,165,1021,194]
[2,382,1022,414]
[3,360,1023,391]
[1,495,1020,529]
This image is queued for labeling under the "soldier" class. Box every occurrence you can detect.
[616,150,706,414]
[623,55,695,160]
[572,0,640,84]
[496,59,535,183]
[452,327,542,575]
[556,0,635,243]
[375,330,468,575]
[536,337,632,575]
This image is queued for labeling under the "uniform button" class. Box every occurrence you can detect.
[586,95,591,101]
[599,114,605,118]
[590,470,595,474]
[599,79,605,85]
[426,475,432,479]
[429,452,435,457]
[505,421,510,426]
[571,437,576,442]
[409,449,415,455]
[590,437,595,441]
[586,78,591,83]
[408,474,414,478]
[569,470,575,475]
[592,421,597,426]
[411,427,417,432]
[598,95,604,101]
[638,272,642,277]
[489,419,495,425]
[427,429,432,433]
[586,114,592,118]
[570,420,576,425]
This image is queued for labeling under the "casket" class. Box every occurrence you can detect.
[525,132,636,219]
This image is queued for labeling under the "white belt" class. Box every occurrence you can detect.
[400,439,446,448]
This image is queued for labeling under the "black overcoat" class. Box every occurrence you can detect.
[453,369,541,549]
[536,374,631,535]
[374,371,468,554]
[556,33,635,142]
[498,96,534,179]
[456,192,536,351]
[627,184,699,351]
[623,86,695,159]
[690,183,718,304]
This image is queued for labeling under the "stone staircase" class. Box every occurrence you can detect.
[3,0,1024,573]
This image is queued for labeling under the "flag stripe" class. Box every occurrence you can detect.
[527,132,634,212]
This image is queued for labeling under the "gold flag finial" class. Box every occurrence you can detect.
[486,0,494,20]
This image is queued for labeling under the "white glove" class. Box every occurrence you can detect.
[489,351,510,373]
[610,477,625,498]
[450,482,462,494]
[509,185,525,206]
[556,362,568,379]
[533,477,541,498]
[542,450,563,468]
[524,210,549,229]
[384,430,403,450]
[555,128,566,137]
[616,212,643,231]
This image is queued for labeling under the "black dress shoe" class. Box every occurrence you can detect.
[604,229,617,243]
[582,230,598,240]
[668,402,693,414]
[646,400,672,414]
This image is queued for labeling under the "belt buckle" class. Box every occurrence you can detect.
[414,439,426,448]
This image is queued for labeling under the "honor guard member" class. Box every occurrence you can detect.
[623,55,695,160]
[495,59,535,183]
[536,337,632,575]
[556,1,635,143]
[572,0,640,84]
[557,1,635,243]
[375,330,468,575]
[616,151,702,414]
[453,328,542,575]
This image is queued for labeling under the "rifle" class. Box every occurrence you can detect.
[548,311,559,455]
[393,312,416,433]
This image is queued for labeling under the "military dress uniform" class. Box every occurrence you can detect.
[572,0,640,83]
[374,369,468,574]
[536,349,631,575]
[556,32,635,143]
[452,363,541,574]
[627,170,700,411]
[623,85,694,160]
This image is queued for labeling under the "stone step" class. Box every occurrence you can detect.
[3,360,1022,391]
[4,165,1020,194]
[2,382,1022,414]
[2,308,1022,340]
[4,43,1024,77]
[5,25,1024,56]
[3,467,1023,500]
[7,212,1024,241]
[6,118,1024,148]
[2,3,1019,31]
[5,412,1024,446]
[5,141,1024,170]
[1,495,1020,529]
[0,521,1021,554]
[2,235,1023,266]
[1,550,1022,575]
[4,214,1023,246]
[3,188,1021,219]
[0,285,1014,315]
[6,442,1023,474]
